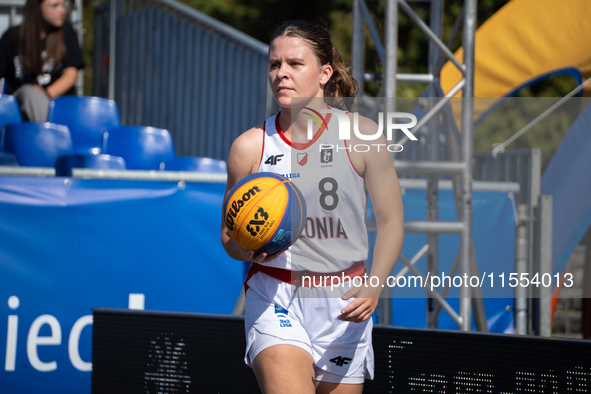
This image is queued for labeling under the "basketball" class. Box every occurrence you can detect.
[223,172,306,255]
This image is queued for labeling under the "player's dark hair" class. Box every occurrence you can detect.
[271,20,359,110]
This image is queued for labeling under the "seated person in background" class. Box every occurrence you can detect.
[0,0,85,121]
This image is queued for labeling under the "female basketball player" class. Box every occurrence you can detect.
[221,20,404,394]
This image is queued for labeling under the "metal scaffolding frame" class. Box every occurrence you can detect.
[352,0,480,331]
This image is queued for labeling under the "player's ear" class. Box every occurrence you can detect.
[320,64,333,85]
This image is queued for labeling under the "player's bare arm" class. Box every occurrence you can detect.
[221,124,263,260]
[221,124,286,264]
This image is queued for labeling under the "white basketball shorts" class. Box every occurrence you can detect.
[244,271,375,382]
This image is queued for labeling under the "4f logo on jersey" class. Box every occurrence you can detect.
[246,207,269,236]
[330,356,353,367]
[320,145,333,164]
[265,154,284,165]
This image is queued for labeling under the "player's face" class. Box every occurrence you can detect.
[268,36,333,109]
[40,0,68,28]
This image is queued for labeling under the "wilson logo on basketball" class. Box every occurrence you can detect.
[225,186,262,231]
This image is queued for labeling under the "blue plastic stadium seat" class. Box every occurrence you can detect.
[55,153,126,177]
[0,95,22,150]
[0,152,18,166]
[48,96,120,153]
[3,122,73,167]
[102,126,175,170]
[160,156,227,173]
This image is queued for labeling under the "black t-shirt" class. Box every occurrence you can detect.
[0,21,85,95]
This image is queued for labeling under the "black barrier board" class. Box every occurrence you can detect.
[92,308,591,393]
[369,324,591,393]
[92,308,258,393]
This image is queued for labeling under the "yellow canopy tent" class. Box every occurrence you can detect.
[441,0,591,121]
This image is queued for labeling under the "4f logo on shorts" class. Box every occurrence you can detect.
[246,207,268,236]
[330,356,352,367]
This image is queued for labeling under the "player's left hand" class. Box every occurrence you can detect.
[338,286,381,323]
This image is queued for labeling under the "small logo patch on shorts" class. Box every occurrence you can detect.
[274,304,288,315]
[274,304,292,327]
[330,356,353,367]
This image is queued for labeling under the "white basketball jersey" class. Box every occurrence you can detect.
[258,109,369,272]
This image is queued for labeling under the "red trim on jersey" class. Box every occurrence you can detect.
[244,261,366,292]
[274,110,333,151]
[344,139,364,178]
[275,114,292,146]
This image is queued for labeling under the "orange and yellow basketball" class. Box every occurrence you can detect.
[223,172,306,255]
